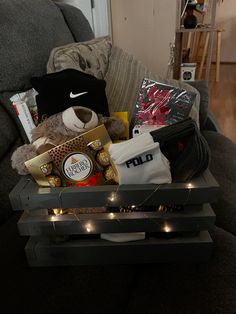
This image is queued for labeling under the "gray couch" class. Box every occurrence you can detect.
[0,1,236,314]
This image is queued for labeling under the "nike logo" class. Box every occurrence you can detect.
[69,91,88,99]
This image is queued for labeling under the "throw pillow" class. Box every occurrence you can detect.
[47,37,112,80]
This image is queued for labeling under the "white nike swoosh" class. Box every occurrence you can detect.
[70,91,88,99]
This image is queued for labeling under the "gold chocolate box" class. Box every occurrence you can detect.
[25,125,116,187]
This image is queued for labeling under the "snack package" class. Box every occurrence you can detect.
[10,88,38,141]
[133,78,196,130]
[25,125,117,187]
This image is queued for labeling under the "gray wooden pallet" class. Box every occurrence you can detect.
[18,204,215,236]
[25,231,213,267]
[10,170,219,211]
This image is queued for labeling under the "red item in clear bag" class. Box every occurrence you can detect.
[134,79,197,127]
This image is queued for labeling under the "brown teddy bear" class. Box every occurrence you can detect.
[11,106,125,175]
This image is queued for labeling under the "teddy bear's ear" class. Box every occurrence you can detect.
[99,116,125,140]
[11,144,38,175]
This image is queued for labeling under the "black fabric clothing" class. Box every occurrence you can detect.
[31,69,110,121]
[150,118,210,181]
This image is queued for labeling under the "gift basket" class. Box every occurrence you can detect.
[9,70,219,266]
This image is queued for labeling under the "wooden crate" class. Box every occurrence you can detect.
[10,170,219,266]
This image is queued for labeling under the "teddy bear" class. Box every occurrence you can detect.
[11,105,125,175]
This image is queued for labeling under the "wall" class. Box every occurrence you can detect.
[215,0,236,62]
[110,0,177,78]
[54,0,109,38]
[55,0,94,29]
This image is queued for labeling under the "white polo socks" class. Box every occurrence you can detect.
[109,133,172,184]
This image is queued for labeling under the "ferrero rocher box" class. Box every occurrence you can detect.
[25,125,117,187]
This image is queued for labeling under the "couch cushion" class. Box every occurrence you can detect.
[203,130,236,236]
[0,0,75,92]
[125,227,236,314]
[55,2,94,43]
[0,106,19,159]
[0,138,22,225]
[105,46,200,128]
[187,80,209,130]
[47,38,112,79]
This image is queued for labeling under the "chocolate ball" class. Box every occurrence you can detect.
[97,150,110,166]
[87,139,102,151]
[104,166,116,181]
[47,175,62,187]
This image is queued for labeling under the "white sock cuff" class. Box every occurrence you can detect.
[109,133,156,164]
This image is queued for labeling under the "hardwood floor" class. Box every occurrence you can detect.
[208,63,236,143]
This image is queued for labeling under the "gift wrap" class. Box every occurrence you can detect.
[25,125,117,187]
